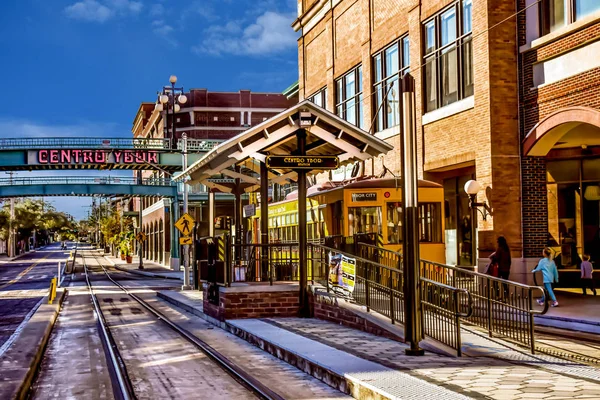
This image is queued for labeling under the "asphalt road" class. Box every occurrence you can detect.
[0,242,73,350]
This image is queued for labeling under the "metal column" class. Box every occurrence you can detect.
[297,128,309,317]
[170,197,180,270]
[401,74,424,356]
[208,191,215,237]
[181,133,191,290]
[234,165,243,258]
[260,161,269,282]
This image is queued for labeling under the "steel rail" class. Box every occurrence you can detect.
[90,252,284,400]
[82,257,136,400]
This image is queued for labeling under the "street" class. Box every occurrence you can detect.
[0,244,70,351]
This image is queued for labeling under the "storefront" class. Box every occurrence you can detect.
[546,158,600,266]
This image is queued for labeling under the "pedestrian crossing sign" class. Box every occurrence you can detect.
[175,213,195,236]
[135,232,147,242]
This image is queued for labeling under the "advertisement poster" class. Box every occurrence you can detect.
[328,252,356,297]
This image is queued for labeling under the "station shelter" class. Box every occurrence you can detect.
[174,100,393,319]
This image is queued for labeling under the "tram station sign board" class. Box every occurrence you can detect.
[266,155,339,170]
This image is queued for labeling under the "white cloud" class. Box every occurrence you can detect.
[65,0,113,23]
[152,20,177,46]
[65,0,142,23]
[192,11,298,56]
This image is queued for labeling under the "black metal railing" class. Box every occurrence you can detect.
[231,243,302,283]
[177,138,223,152]
[0,176,174,186]
[421,278,472,356]
[309,243,472,354]
[0,137,172,150]
[358,242,402,270]
[420,260,549,353]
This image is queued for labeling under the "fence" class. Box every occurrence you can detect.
[0,137,171,150]
[420,260,548,353]
[309,243,472,355]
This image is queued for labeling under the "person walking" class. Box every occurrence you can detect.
[533,247,560,307]
[490,236,511,298]
[581,254,597,296]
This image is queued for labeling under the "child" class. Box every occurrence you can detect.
[581,254,597,296]
[532,247,560,307]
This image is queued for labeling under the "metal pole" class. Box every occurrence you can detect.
[182,133,191,290]
[297,128,309,317]
[401,74,424,356]
[260,161,269,282]
[138,194,144,270]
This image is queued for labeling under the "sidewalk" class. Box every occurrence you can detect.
[103,254,183,281]
[0,250,37,263]
[534,289,600,334]
[158,290,600,400]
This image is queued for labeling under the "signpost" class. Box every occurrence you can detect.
[135,232,147,242]
[265,155,339,170]
[179,236,193,245]
[175,213,195,237]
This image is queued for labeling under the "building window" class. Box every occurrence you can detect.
[373,36,410,132]
[336,65,364,129]
[540,0,599,35]
[308,87,328,109]
[423,0,473,113]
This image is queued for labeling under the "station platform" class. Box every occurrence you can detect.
[103,254,183,281]
[158,289,600,400]
[534,289,600,334]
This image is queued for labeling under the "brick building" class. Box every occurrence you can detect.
[294,0,524,276]
[519,1,600,273]
[132,89,295,267]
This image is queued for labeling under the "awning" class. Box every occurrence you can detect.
[174,100,394,192]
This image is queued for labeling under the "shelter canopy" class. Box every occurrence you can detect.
[174,100,394,191]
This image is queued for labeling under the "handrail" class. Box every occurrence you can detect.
[421,258,549,315]
[311,243,399,272]
[420,277,473,318]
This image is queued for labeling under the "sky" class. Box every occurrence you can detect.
[0,0,299,220]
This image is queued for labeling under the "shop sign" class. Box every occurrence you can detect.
[266,155,339,170]
[28,150,159,165]
[351,192,377,202]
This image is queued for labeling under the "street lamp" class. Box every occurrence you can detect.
[155,75,187,149]
[464,180,492,221]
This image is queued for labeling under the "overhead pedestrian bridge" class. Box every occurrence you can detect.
[0,176,178,198]
[0,137,223,172]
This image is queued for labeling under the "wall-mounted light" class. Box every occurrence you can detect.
[464,179,492,221]
[299,111,313,127]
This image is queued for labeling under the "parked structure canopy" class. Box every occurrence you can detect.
[173,100,394,316]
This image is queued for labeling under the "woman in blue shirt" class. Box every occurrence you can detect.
[532,247,560,307]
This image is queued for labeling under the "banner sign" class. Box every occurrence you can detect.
[351,192,377,202]
[328,252,356,297]
[266,155,339,170]
[28,150,159,166]
[243,204,256,218]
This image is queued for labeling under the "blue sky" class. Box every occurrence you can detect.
[0,0,299,219]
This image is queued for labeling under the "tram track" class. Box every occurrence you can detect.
[83,251,284,400]
[533,332,600,367]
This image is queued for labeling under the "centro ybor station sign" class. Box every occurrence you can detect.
[28,150,159,165]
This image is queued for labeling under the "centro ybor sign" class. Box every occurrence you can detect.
[29,150,159,165]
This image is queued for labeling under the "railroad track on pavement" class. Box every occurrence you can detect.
[534,333,600,366]
[83,251,284,400]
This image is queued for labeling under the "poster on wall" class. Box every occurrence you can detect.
[328,252,356,297]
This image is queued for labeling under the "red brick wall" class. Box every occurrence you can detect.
[517,4,600,256]
[202,287,300,321]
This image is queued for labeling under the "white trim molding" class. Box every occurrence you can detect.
[422,96,474,125]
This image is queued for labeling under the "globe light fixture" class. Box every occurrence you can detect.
[160,94,169,104]
[178,94,187,104]
[169,75,177,84]
[464,179,492,220]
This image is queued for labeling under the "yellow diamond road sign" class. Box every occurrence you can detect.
[136,232,147,242]
[175,213,195,236]
[179,236,193,245]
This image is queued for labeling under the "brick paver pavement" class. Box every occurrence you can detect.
[263,318,600,400]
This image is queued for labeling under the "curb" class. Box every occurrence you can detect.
[157,291,224,328]
[114,265,183,281]
[0,288,66,400]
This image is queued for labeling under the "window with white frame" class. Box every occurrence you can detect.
[540,0,600,35]
[373,36,410,132]
[336,65,363,129]
[423,0,473,113]
[308,87,328,109]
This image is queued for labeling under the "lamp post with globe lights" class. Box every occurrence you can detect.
[155,75,187,149]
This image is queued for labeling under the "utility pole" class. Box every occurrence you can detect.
[6,172,15,257]
[182,132,191,290]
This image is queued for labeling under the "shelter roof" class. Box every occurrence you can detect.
[174,100,394,193]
